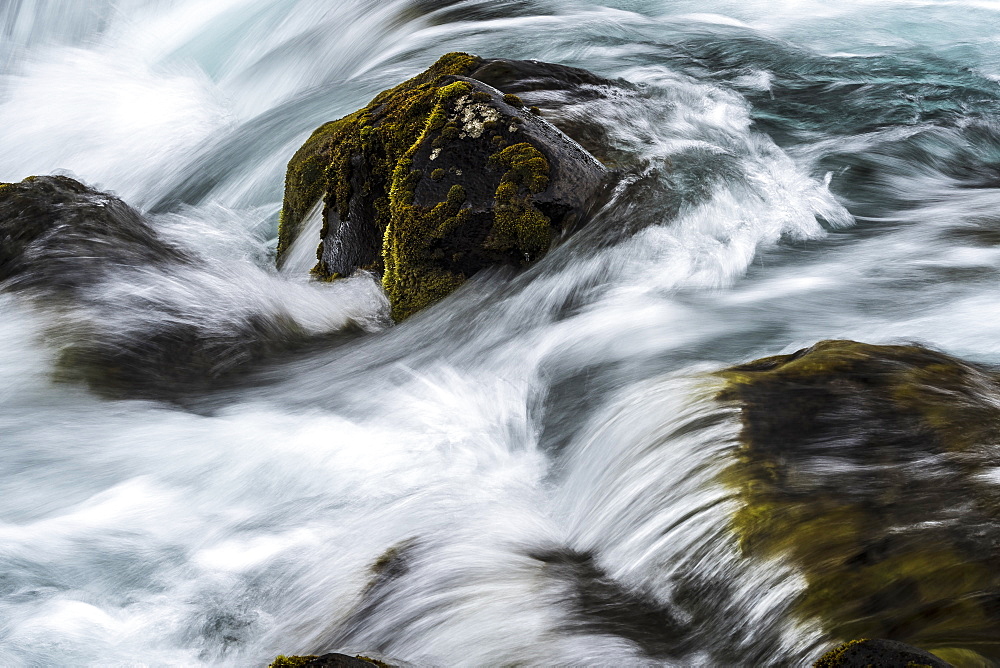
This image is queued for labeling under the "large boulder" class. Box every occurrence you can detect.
[277,52,608,320]
[718,340,1000,663]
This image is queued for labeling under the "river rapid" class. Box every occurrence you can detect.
[2,1,1000,665]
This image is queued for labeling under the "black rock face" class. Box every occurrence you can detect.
[470,57,635,166]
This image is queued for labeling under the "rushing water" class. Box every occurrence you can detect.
[2,1,1000,665]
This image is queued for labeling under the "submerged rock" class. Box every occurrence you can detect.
[814,638,952,667]
[0,175,188,291]
[718,340,1000,662]
[278,52,608,320]
[0,175,340,398]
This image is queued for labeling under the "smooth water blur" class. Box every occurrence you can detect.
[2,0,1000,665]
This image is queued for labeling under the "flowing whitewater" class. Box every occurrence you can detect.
[2,1,1000,665]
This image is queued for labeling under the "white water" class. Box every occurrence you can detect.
[2,0,1000,665]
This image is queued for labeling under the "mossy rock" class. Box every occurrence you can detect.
[813,638,952,667]
[718,340,1000,661]
[269,653,393,668]
[278,52,607,320]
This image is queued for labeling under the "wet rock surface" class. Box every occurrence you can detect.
[0,175,188,292]
[277,52,608,320]
[469,57,631,164]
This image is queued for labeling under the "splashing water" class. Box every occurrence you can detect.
[2,0,1000,665]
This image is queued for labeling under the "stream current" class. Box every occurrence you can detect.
[2,0,1000,665]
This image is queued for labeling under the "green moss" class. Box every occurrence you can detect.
[277,112,363,262]
[485,142,552,257]
[529,106,542,115]
[717,340,1000,658]
[382,81,472,321]
[430,168,446,181]
[382,135,470,320]
[503,93,524,107]
[269,656,317,668]
[277,52,483,269]
[375,138,553,321]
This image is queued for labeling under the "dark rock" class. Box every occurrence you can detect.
[717,340,1000,662]
[814,638,952,667]
[277,52,608,320]
[525,548,690,659]
[469,57,637,167]
[0,175,187,293]
[324,538,421,653]
[470,58,615,97]
[0,175,328,399]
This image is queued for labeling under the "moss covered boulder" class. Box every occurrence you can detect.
[718,340,1000,663]
[278,52,608,320]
